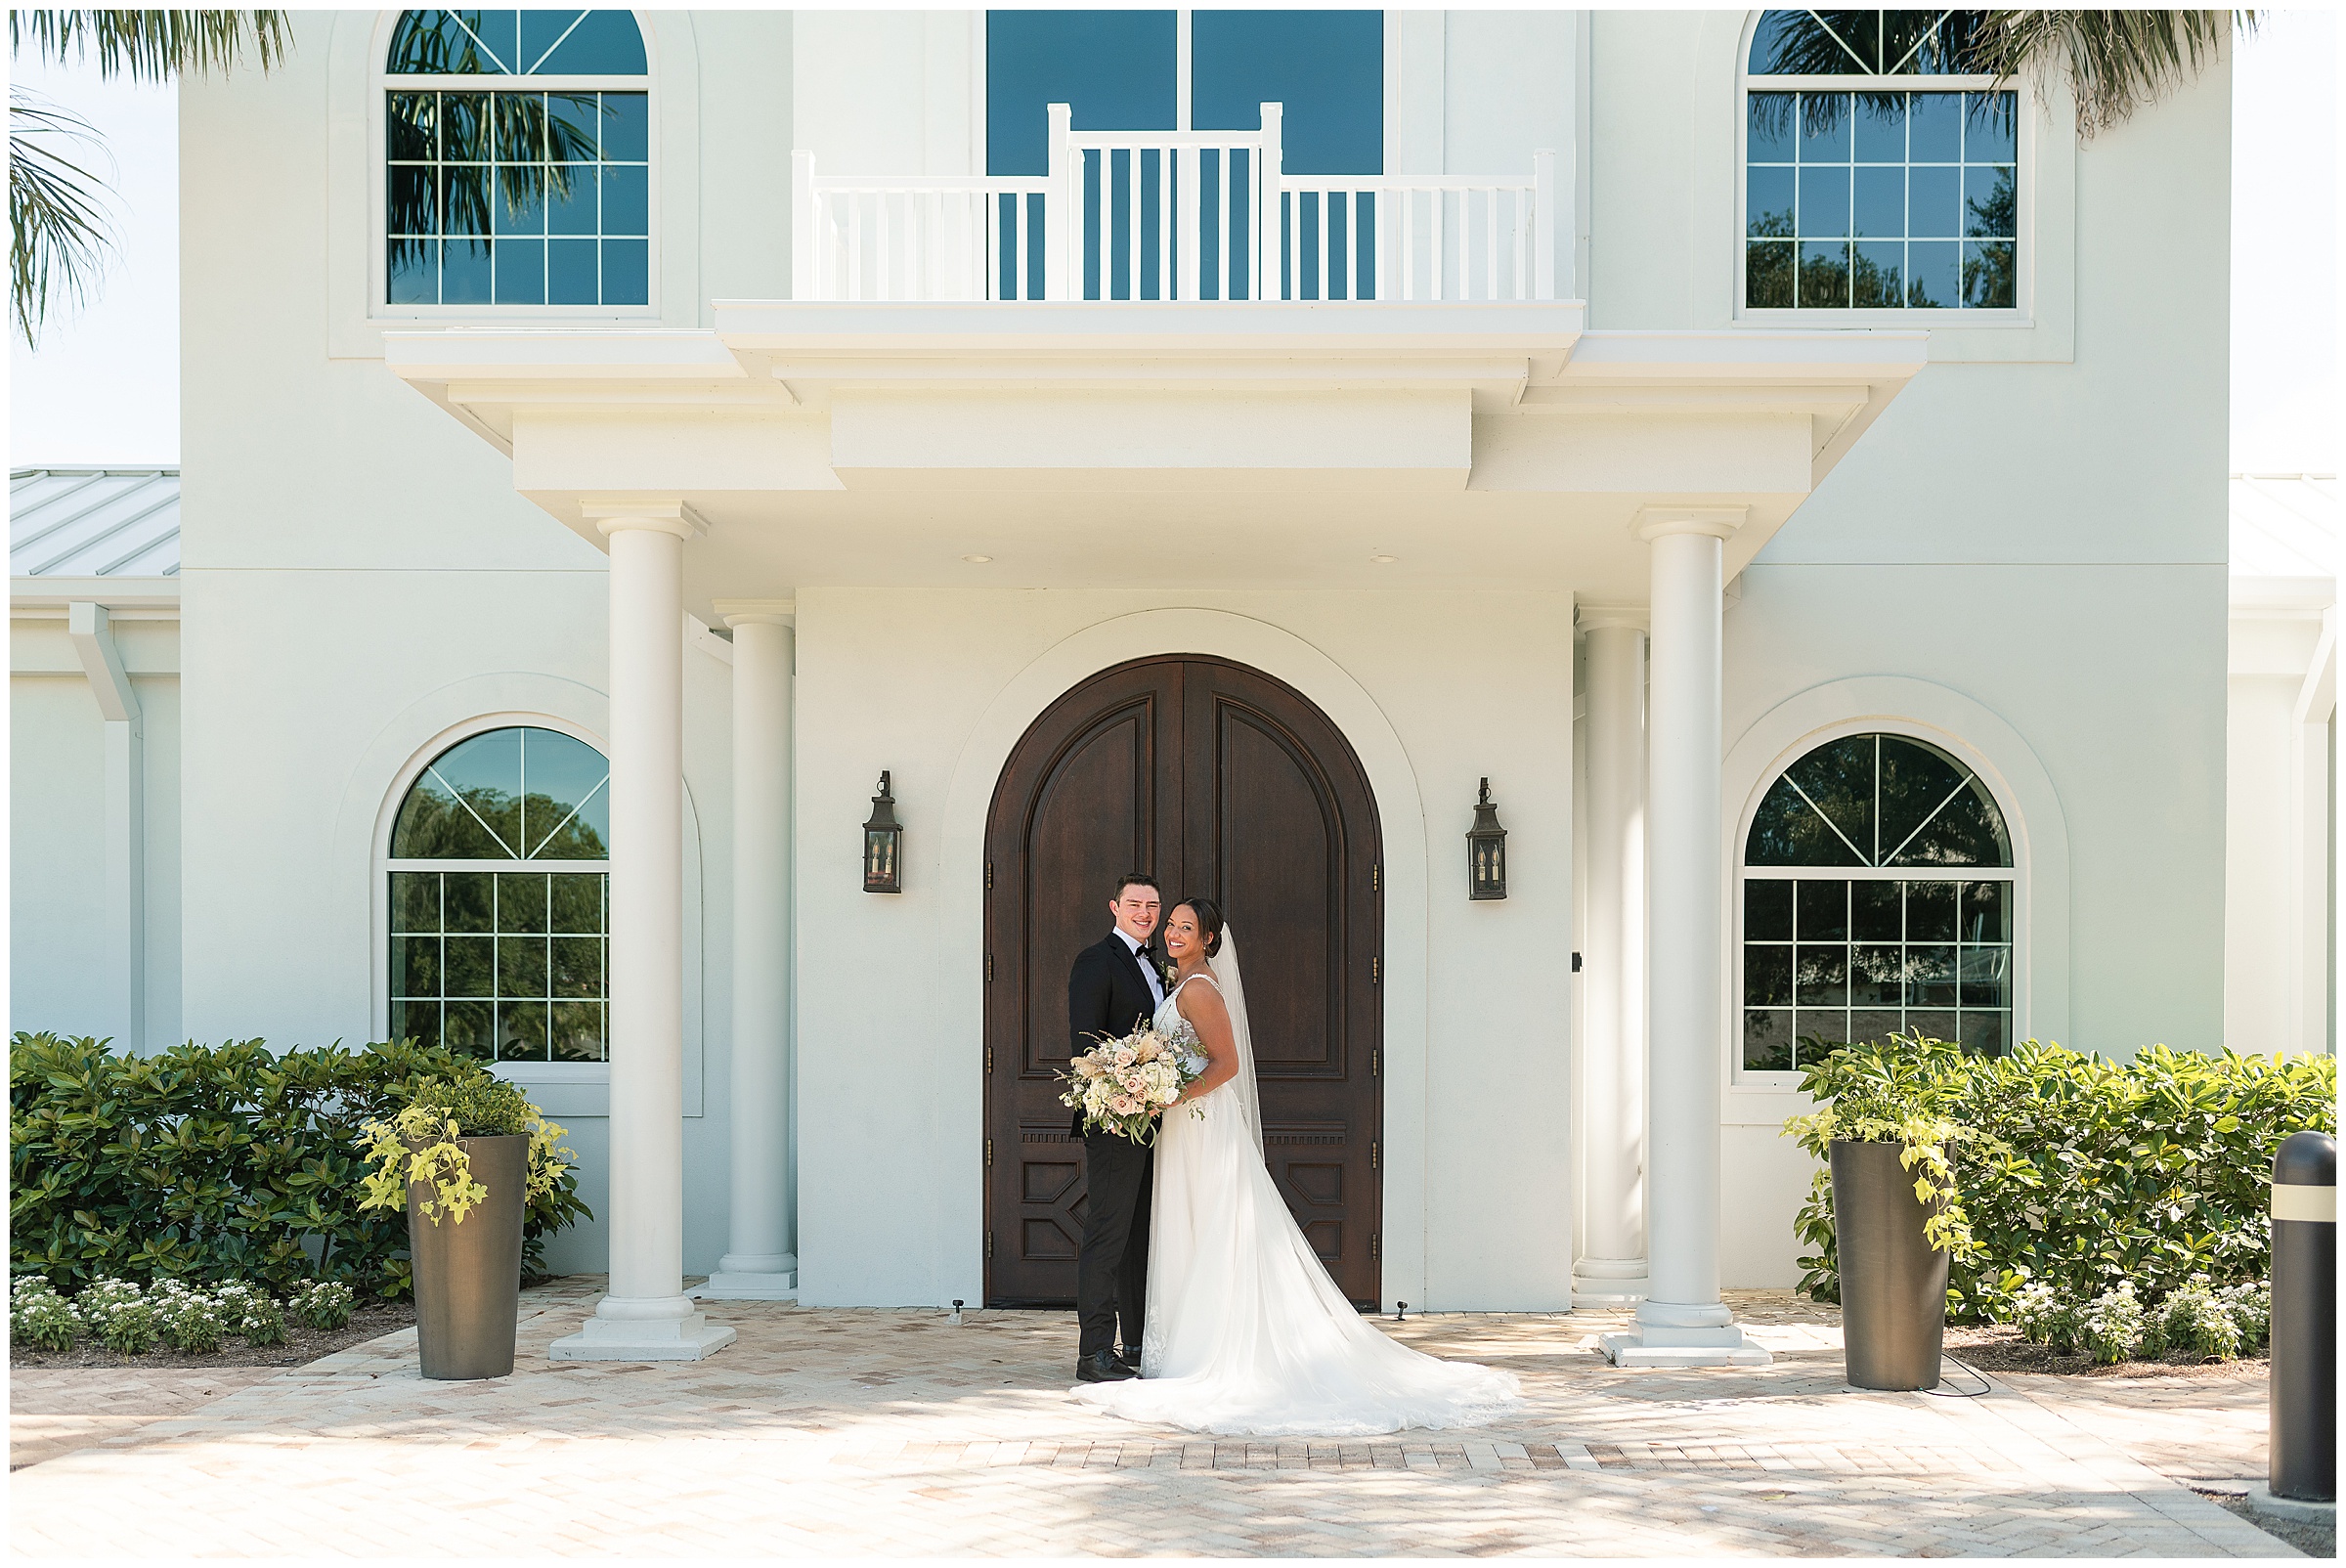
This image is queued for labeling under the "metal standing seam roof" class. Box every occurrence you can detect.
[2230,472,2337,584]
[9,466,181,579]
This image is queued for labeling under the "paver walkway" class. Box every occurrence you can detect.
[9,1282,2293,1558]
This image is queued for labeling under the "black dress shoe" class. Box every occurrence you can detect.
[1118,1345,1143,1371]
[1077,1348,1138,1382]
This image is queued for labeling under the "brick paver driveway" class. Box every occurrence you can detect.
[9,1280,2291,1558]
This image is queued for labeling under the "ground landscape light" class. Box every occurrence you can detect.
[961,554,993,563]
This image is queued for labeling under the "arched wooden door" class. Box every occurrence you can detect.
[983,656,1384,1308]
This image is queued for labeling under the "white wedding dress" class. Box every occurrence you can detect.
[1071,929,1523,1437]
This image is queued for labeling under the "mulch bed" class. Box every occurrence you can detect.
[1944,1321,2269,1379]
[8,1302,417,1372]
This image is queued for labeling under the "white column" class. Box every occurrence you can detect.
[1602,509,1768,1369]
[1574,606,1648,1303]
[700,601,800,1299]
[67,603,145,1053]
[553,502,737,1363]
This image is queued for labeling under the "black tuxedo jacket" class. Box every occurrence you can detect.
[1067,931,1163,1135]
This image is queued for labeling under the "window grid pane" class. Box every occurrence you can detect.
[1746,88,2016,310]
[1742,874,2013,1069]
[387,868,608,1061]
[388,89,648,306]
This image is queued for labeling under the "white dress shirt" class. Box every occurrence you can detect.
[1116,928,1167,1011]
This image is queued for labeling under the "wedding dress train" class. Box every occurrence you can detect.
[1071,929,1522,1437]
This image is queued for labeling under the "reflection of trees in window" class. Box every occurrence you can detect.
[1745,11,2017,312]
[1742,733,2016,1070]
[386,726,610,1062]
[383,10,649,306]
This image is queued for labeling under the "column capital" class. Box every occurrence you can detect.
[1575,602,1650,633]
[713,597,797,630]
[583,499,707,541]
[1632,505,1748,544]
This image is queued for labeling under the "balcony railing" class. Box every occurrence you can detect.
[792,103,1560,305]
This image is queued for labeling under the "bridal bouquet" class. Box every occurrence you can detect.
[1060,1022,1206,1144]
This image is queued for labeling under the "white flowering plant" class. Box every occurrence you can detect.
[151,1280,231,1354]
[1059,1021,1205,1145]
[11,1275,79,1351]
[288,1280,357,1331]
[73,1276,159,1355]
[211,1281,288,1347]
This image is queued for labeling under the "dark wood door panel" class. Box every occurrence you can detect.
[985,656,1381,1308]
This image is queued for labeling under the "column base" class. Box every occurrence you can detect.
[1600,1301,1771,1367]
[549,1294,738,1362]
[1573,1257,1649,1305]
[691,1257,799,1301]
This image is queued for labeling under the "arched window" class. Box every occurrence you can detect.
[387,725,609,1061]
[1740,731,2016,1071]
[1742,10,2016,312]
[384,10,649,308]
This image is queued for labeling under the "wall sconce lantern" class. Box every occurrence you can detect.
[1466,777,1508,900]
[862,771,903,893]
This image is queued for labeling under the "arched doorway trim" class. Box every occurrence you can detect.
[938,608,1430,1311]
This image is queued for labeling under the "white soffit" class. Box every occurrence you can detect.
[2230,472,2337,614]
[11,467,183,600]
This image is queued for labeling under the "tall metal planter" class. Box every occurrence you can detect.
[408,1134,527,1380]
[1831,1138,1949,1391]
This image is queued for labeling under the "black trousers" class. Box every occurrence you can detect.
[1076,1131,1152,1357]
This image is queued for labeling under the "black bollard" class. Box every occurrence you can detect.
[2270,1130,2335,1503]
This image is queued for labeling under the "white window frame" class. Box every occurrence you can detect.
[368,8,660,322]
[371,713,613,1084]
[1734,10,2034,327]
[1731,719,2026,1087]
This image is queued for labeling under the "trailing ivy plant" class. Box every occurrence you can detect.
[1783,1032,1986,1259]
[10,1032,591,1298]
[1785,1034,2335,1323]
[356,1076,580,1232]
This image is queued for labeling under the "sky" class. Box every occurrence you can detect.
[7,11,2340,474]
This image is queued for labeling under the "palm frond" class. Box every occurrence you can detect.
[1959,11,2253,138]
[8,10,289,342]
[9,10,290,83]
[9,88,116,345]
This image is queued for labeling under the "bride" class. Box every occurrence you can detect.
[1071,897,1523,1436]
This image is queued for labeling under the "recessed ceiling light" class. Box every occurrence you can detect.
[1369,553,1399,564]
[961,554,993,564]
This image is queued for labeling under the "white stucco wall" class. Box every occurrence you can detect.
[10,619,183,1052]
[791,589,1577,1311]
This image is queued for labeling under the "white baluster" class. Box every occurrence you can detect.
[1534,149,1558,301]
[1180,146,1200,300]
[1046,103,1072,302]
[1484,186,1499,301]
[1258,103,1283,301]
[791,151,817,299]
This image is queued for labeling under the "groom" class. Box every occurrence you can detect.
[1066,872,1166,1382]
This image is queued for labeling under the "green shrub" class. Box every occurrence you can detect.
[287,1279,355,1331]
[1790,1037,2334,1322]
[11,1274,79,1351]
[74,1277,157,1355]
[10,1033,591,1300]
[151,1280,229,1354]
